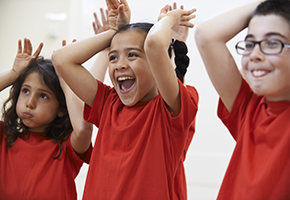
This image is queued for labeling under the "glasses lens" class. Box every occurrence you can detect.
[261,39,282,54]
[236,41,254,55]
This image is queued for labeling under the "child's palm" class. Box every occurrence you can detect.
[12,38,43,76]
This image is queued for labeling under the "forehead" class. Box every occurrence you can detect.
[248,14,290,40]
[110,30,146,50]
[22,72,52,91]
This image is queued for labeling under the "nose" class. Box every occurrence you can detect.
[26,96,36,109]
[249,43,265,62]
[115,58,129,71]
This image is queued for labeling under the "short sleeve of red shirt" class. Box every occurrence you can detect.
[217,79,252,140]
[216,79,290,200]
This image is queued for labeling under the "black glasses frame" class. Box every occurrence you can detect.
[235,39,290,55]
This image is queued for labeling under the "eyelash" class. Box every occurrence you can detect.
[21,88,48,99]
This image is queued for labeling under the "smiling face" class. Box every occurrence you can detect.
[241,14,290,101]
[108,30,158,106]
[16,72,61,132]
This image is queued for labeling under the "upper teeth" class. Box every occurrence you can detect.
[252,70,266,76]
[117,77,134,81]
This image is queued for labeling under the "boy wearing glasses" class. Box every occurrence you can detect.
[195,0,290,199]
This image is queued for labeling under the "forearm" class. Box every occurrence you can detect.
[60,79,93,154]
[0,70,18,92]
[89,49,109,82]
[52,30,115,106]
[52,29,115,76]
[195,1,262,45]
[145,17,181,116]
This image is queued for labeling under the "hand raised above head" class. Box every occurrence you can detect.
[171,3,190,43]
[12,38,43,76]
[105,0,131,30]
[93,8,110,34]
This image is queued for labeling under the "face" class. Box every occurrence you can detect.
[16,72,62,132]
[241,14,290,101]
[108,30,158,106]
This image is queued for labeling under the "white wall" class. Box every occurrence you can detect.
[0,0,255,199]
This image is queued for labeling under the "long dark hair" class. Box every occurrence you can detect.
[1,56,72,158]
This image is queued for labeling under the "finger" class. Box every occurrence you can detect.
[17,39,22,54]
[169,5,172,11]
[92,22,98,34]
[25,38,33,55]
[94,12,101,28]
[72,39,77,43]
[100,8,108,25]
[173,2,177,10]
[32,42,43,57]
[106,0,119,10]
[118,4,129,24]
[181,13,196,21]
[180,5,184,10]
[120,0,130,9]
[180,21,194,28]
[120,0,131,20]
[62,40,66,47]
[161,5,170,14]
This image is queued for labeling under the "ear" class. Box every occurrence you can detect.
[57,109,67,118]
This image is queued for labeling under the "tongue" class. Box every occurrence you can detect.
[121,79,135,91]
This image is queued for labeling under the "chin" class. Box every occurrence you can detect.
[120,98,138,107]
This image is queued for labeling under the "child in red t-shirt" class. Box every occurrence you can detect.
[91,4,196,199]
[52,0,198,199]
[0,38,92,200]
[195,0,290,199]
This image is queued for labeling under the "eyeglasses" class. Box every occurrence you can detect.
[235,39,290,55]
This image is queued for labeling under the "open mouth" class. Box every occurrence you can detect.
[117,76,136,92]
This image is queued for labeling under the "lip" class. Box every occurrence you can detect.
[251,69,270,78]
[22,112,33,118]
[115,74,136,94]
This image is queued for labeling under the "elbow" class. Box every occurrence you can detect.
[144,35,165,57]
[194,23,213,50]
[76,122,93,137]
[51,50,64,75]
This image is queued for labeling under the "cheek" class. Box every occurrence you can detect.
[15,101,21,117]
[241,56,248,70]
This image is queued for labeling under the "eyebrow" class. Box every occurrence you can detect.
[22,84,54,95]
[108,48,143,56]
[245,32,288,40]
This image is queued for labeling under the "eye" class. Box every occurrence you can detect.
[266,40,280,48]
[128,52,138,58]
[22,88,29,94]
[245,41,254,50]
[40,93,48,99]
[109,55,117,62]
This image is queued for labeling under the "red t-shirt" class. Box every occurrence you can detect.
[173,87,197,200]
[0,122,90,200]
[217,79,290,200]
[83,80,198,200]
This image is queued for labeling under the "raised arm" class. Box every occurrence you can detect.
[52,0,130,107]
[145,6,196,116]
[195,1,262,112]
[58,40,93,154]
[0,38,43,91]
[90,8,110,82]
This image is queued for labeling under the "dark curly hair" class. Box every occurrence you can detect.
[1,56,72,159]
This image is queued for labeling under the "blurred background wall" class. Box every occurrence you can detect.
[0,0,255,199]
